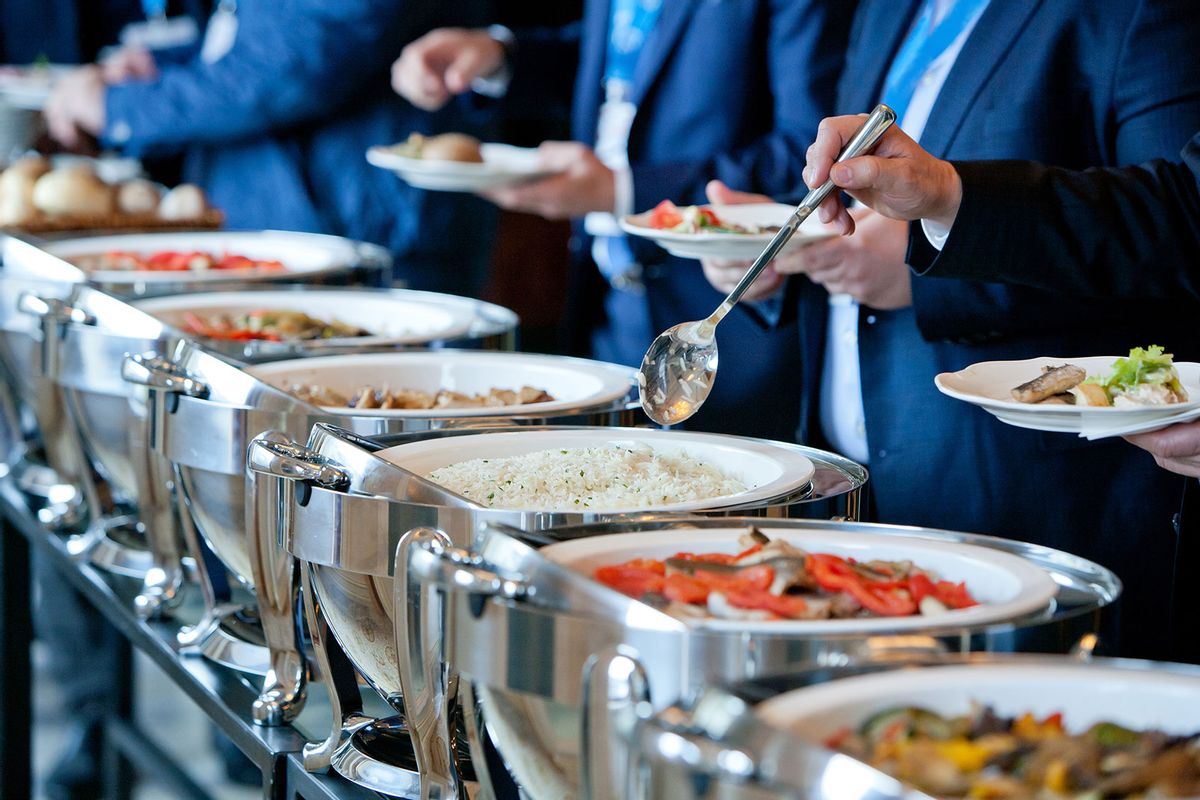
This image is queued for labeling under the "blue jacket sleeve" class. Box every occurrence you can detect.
[102,0,410,155]
[910,0,1200,341]
[629,0,852,210]
[907,147,1200,302]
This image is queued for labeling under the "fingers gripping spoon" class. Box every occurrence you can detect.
[637,104,897,425]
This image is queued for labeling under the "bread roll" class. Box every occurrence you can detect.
[421,133,484,163]
[0,193,36,225]
[158,183,208,219]
[5,156,50,181]
[116,179,162,214]
[31,167,115,217]
[0,167,37,210]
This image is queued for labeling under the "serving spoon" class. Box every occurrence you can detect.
[638,104,897,425]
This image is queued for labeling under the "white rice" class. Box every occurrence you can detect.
[426,443,747,511]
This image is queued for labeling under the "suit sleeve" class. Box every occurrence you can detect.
[628,0,854,210]
[907,146,1200,301]
[101,0,411,155]
[909,0,1200,341]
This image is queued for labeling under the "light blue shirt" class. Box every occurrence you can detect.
[819,0,989,465]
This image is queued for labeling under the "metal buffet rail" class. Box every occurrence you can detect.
[0,449,392,800]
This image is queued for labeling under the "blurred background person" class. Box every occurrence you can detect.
[391,0,857,441]
[698,0,1200,660]
[43,0,497,297]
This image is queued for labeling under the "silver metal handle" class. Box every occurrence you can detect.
[709,103,897,329]
[16,291,96,326]
[121,353,210,398]
[396,528,468,800]
[246,437,350,491]
[405,535,529,601]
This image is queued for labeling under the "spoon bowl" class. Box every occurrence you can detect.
[637,104,896,425]
[637,318,719,425]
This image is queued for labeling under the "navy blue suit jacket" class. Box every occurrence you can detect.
[100,0,497,296]
[800,0,1200,658]
[513,0,855,440]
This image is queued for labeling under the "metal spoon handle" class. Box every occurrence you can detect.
[706,103,897,329]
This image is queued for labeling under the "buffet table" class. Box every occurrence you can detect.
[0,478,386,800]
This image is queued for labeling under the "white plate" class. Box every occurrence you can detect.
[0,65,71,110]
[40,231,361,285]
[542,527,1058,635]
[134,289,477,348]
[376,428,815,512]
[935,356,1200,434]
[619,203,838,260]
[366,143,558,191]
[246,351,636,417]
[759,663,1200,742]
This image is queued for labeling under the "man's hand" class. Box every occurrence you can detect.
[803,114,963,235]
[101,46,157,83]
[392,28,505,111]
[480,142,615,220]
[1125,421,1200,478]
[699,180,786,301]
[773,208,912,309]
[44,65,106,150]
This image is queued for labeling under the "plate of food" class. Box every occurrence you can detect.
[366,132,558,191]
[376,428,815,513]
[542,525,1057,634]
[246,351,636,417]
[619,201,838,260]
[134,289,478,348]
[36,231,361,285]
[759,662,1200,798]
[935,346,1200,435]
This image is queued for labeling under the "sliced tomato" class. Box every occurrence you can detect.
[595,564,665,598]
[934,580,978,609]
[662,573,709,605]
[810,553,916,616]
[696,207,721,227]
[733,543,764,561]
[907,573,937,605]
[852,584,916,617]
[692,564,774,594]
[671,551,738,565]
[647,199,683,229]
[717,588,808,618]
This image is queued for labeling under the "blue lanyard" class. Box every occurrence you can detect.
[605,0,664,85]
[881,0,989,120]
[142,0,167,19]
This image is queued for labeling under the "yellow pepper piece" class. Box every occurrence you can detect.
[935,738,990,772]
[1044,760,1071,793]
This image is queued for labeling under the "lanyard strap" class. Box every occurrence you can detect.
[605,0,663,88]
[881,0,989,120]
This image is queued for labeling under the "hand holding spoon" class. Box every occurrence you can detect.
[637,104,898,425]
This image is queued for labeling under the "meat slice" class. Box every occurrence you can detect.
[1011,364,1087,403]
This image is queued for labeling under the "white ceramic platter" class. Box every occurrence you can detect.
[542,527,1058,635]
[376,428,816,512]
[366,143,558,191]
[758,662,1200,742]
[620,203,838,260]
[40,231,362,285]
[134,289,478,348]
[246,351,636,417]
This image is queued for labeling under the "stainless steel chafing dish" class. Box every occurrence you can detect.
[622,650,1200,799]
[253,424,869,795]
[393,518,1118,800]
[0,229,393,533]
[130,346,638,726]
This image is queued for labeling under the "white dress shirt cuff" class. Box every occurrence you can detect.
[469,25,516,98]
[612,163,634,219]
[921,217,953,251]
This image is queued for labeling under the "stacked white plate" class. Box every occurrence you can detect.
[935,356,1200,438]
